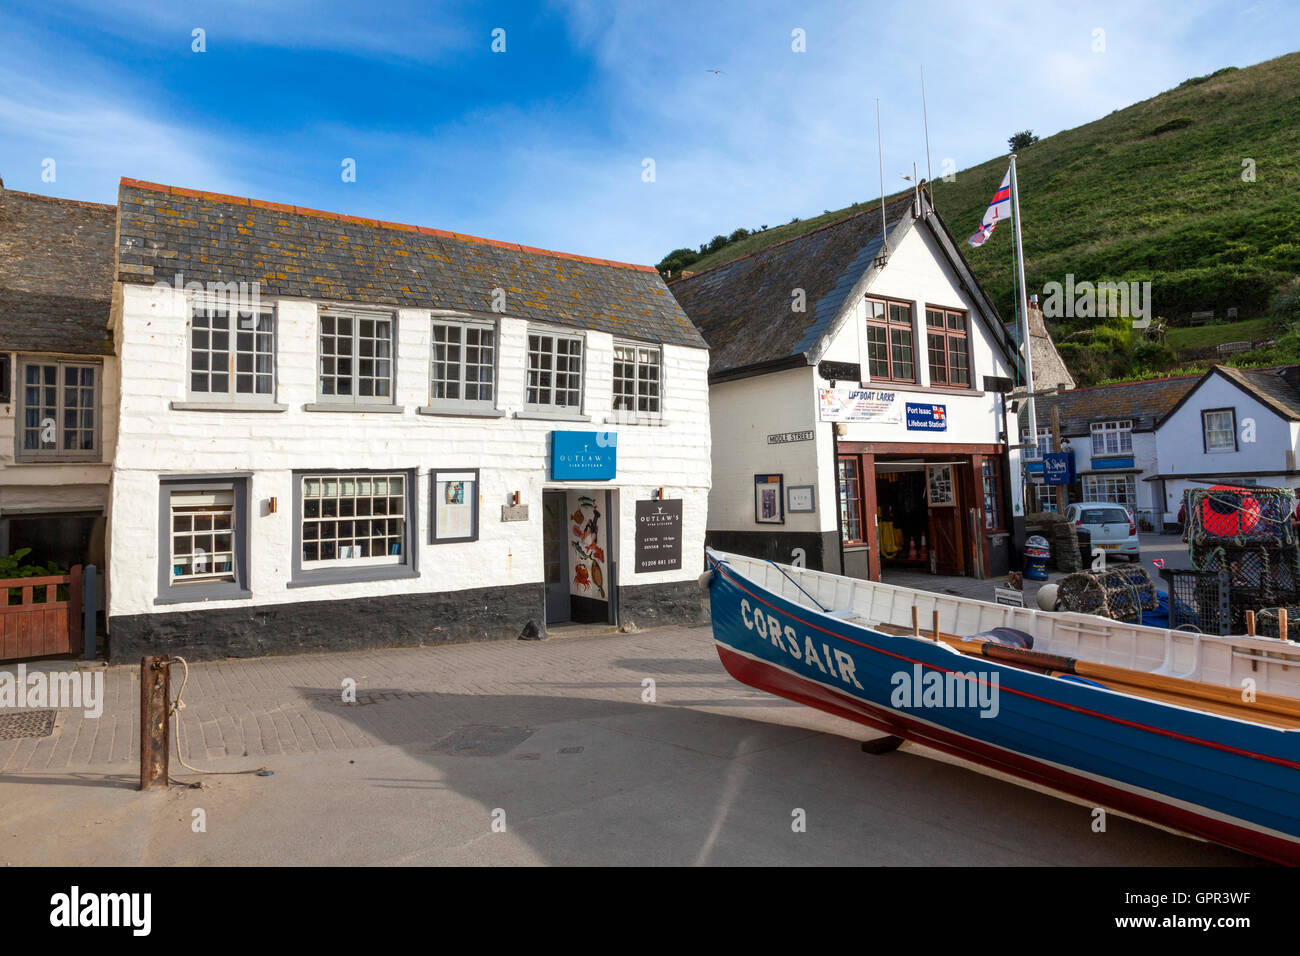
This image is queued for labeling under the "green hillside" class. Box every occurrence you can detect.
[663,53,1300,383]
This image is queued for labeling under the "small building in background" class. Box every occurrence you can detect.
[0,187,118,615]
[1150,365,1300,523]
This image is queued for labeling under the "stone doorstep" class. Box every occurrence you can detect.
[543,622,620,639]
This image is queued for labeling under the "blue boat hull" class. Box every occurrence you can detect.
[706,554,1300,864]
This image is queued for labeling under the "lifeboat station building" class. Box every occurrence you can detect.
[101,179,711,660]
[671,193,1021,582]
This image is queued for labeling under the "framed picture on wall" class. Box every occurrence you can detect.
[754,474,784,524]
[926,464,955,507]
[787,484,815,513]
[431,468,479,543]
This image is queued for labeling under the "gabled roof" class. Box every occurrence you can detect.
[1155,364,1300,427]
[667,194,1015,380]
[1018,374,1200,436]
[0,189,116,356]
[115,179,705,349]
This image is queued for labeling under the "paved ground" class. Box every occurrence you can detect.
[0,617,1250,866]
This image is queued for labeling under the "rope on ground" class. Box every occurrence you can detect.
[168,656,269,778]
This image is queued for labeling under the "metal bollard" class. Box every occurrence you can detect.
[139,656,171,790]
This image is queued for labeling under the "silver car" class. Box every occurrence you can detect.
[1067,501,1140,562]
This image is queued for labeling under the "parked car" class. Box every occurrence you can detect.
[1065,501,1140,562]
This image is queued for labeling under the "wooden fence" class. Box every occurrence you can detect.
[0,566,83,662]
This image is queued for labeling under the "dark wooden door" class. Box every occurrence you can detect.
[542,492,570,624]
[926,465,965,575]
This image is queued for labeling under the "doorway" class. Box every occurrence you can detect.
[874,459,966,576]
[542,490,570,624]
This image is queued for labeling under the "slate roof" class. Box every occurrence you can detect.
[1214,365,1300,420]
[0,189,116,356]
[668,197,915,377]
[115,180,705,350]
[1017,374,1200,436]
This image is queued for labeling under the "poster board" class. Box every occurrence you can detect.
[431,469,479,543]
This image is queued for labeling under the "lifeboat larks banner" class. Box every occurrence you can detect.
[817,387,902,423]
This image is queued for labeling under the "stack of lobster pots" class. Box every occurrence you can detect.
[1185,485,1300,635]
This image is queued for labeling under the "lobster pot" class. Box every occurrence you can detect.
[1187,486,1295,549]
[1057,565,1159,624]
[1159,568,1231,636]
[1195,544,1300,607]
[1254,607,1300,641]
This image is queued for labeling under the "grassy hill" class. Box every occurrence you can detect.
[664,53,1300,383]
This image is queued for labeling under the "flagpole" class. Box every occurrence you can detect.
[1009,153,1037,477]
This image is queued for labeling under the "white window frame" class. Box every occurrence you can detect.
[1090,420,1133,456]
[1083,474,1137,510]
[15,357,101,462]
[187,303,276,403]
[429,319,498,411]
[1202,408,1236,453]
[169,489,237,585]
[612,340,662,423]
[299,472,408,569]
[317,310,396,405]
[1021,426,1052,461]
[525,329,584,412]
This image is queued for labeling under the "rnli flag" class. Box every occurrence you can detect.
[967,167,1012,247]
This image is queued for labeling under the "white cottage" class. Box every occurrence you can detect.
[671,193,1020,581]
[105,178,711,660]
[1150,364,1300,522]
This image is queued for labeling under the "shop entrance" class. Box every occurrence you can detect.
[542,488,618,627]
[875,459,967,576]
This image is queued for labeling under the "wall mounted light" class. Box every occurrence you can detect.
[512,491,521,506]
[267,497,278,514]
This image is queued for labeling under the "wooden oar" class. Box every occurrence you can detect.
[874,620,1300,725]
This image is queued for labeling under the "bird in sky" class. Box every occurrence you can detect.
[705,69,724,75]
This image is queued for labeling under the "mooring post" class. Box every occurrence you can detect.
[139,656,171,790]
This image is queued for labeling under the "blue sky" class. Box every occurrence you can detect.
[2,0,1298,265]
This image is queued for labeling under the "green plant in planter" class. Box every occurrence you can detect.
[1,548,67,604]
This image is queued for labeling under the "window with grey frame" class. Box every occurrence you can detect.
[17,358,100,461]
[158,478,250,603]
[189,305,275,402]
[1202,408,1236,452]
[526,331,583,410]
[318,311,395,403]
[612,341,661,421]
[430,320,496,408]
[300,472,408,565]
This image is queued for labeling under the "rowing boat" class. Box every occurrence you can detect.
[703,548,1300,864]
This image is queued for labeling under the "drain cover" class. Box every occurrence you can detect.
[426,725,535,757]
[0,710,57,741]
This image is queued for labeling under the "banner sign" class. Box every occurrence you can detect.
[905,403,947,432]
[1043,451,1075,486]
[817,388,901,424]
[550,431,616,480]
[635,499,683,572]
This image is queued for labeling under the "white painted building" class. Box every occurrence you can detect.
[103,178,711,660]
[1016,374,1197,529]
[1150,365,1300,522]
[672,193,1021,581]
[0,188,118,615]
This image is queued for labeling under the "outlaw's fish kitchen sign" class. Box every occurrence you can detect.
[551,431,617,480]
[817,388,902,423]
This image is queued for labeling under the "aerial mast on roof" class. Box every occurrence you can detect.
[921,65,934,210]
[876,99,888,266]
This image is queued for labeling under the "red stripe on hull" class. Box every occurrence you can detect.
[715,643,1298,865]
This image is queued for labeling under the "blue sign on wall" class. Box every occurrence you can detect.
[1043,451,1075,485]
[551,431,617,480]
[1092,456,1135,470]
[905,402,948,431]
